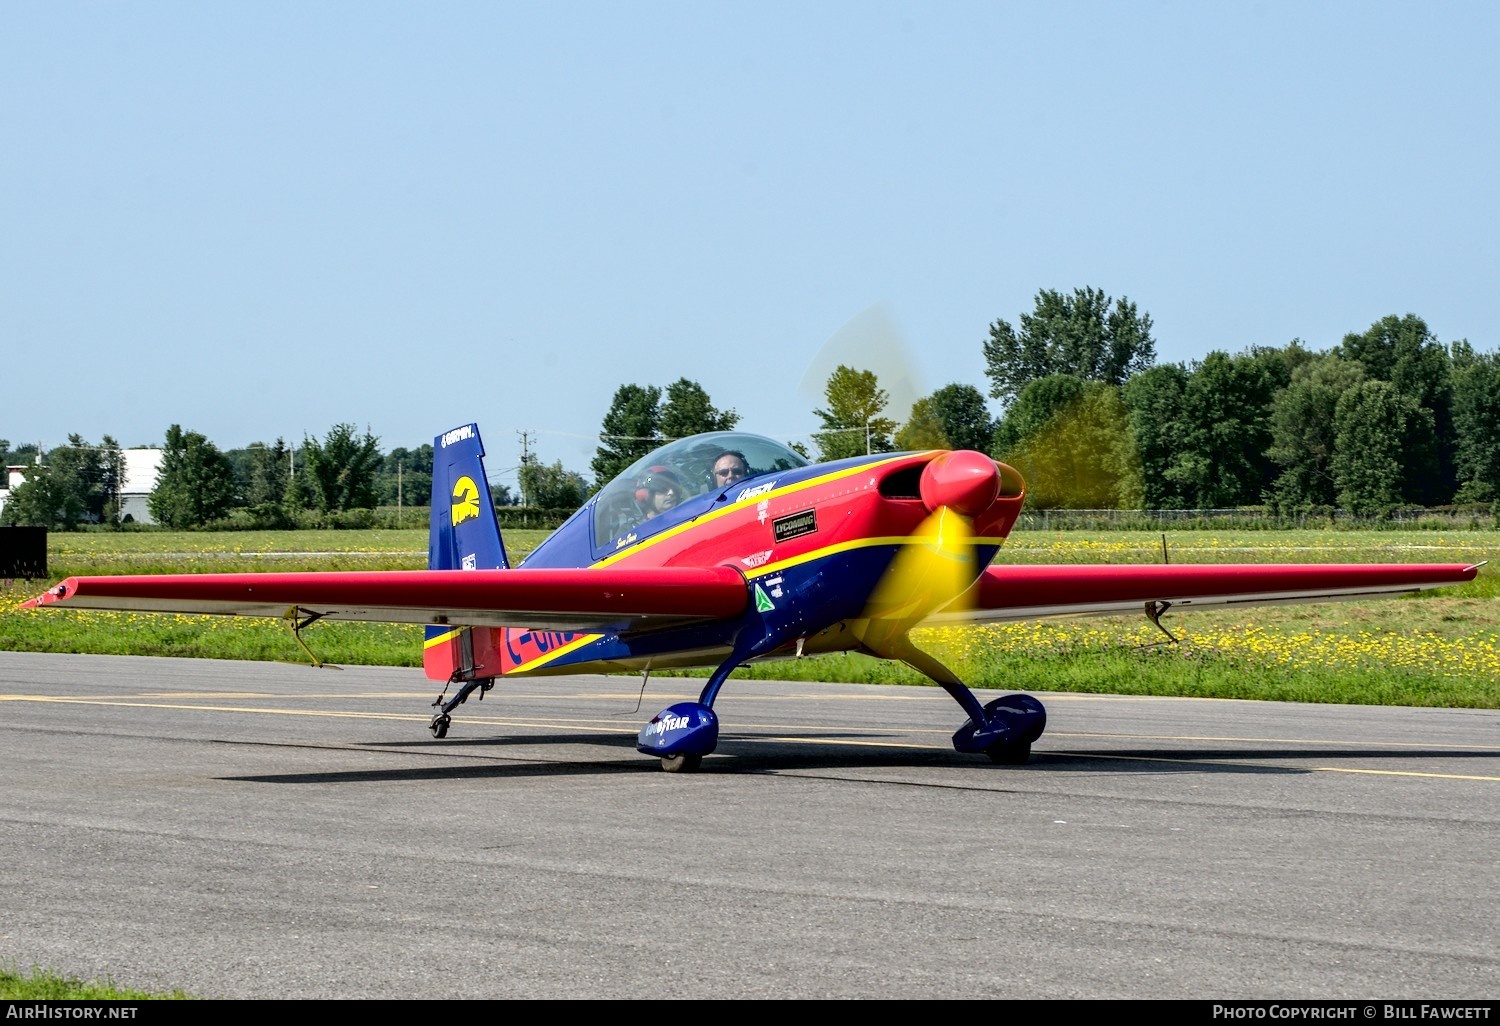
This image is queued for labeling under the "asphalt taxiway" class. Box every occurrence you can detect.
[1,651,1496,999]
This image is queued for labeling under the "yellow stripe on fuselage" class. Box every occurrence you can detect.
[593,453,970,569]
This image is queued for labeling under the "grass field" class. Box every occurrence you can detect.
[4,527,1496,708]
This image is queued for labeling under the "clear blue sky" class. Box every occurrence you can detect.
[4,1,1496,494]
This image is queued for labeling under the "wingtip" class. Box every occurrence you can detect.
[19,582,67,608]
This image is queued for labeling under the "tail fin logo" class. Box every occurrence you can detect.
[451,476,481,526]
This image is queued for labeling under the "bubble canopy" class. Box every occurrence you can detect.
[592,431,811,549]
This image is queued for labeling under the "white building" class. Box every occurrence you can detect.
[0,465,27,520]
[0,450,164,524]
[120,448,164,524]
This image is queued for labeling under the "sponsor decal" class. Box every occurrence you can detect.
[740,549,772,568]
[763,575,785,599]
[737,480,776,500]
[461,553,477,571]
[756,498,770,524]
[642,712,691,737]
[451,475,481,526]
[754,584,775,613]
[440,424,476,448]
[615,532,638,550]
[772,508,817,542]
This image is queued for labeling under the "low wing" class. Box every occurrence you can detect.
[23,566,749,634]
[923,562,1482,626]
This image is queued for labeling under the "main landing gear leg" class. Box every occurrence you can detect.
[636,655,745,773]
[429,674,495,738]
[896,640,1046,766]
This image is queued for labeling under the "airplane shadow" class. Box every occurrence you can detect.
[217,731,1496,784]
[1034,746,1500,775]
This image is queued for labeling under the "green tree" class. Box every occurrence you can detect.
[592,384,662,486]
[4,435,123,528]
[246,439,292,507]
[660,378,739,438]
[1338,314,1455,505]
[982,286,1156,405]
[1121,362,1192,508]
[991,374,1085,456]
[1,469,64,527]
[997,381,1142,509]
[0,441,39,467]
[378,443,434,508]
[519,460,589,509]
[302,424,382,512]
[927,383,993,452]
[1332,380,1418,515]
[811,365,895,461]
[1163,351,1281,508]
[148,425,237,529]
[1266,353,1365,511]
[894,397,950,451]
[1450,342,1500,503]
[282,454,314,512]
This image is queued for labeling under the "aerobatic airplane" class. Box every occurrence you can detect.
[25,423,1483,771]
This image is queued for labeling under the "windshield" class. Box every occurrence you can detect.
[592,431,811,550]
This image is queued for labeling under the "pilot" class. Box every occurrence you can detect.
[711,450,750,487]
[636,466,683,519]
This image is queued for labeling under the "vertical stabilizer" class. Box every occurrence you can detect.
[428,423,509,571]
[425,423,509,683]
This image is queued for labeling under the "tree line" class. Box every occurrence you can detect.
[4,288,1497,529]
[0,425,451,530]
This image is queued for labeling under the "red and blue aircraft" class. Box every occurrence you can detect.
[25,423,1483,771]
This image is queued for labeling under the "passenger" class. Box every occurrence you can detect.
[711,450,750,487]
[636,466,684,519]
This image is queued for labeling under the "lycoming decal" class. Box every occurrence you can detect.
[772,508,817,542]
[440,425,476,448]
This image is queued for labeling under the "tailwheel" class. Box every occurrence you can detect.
[429,713,451,739]
[660,753,703,773]
[985,739,1031,765]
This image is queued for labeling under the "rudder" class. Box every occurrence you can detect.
[428,422,509,572]
[425,422,508,684]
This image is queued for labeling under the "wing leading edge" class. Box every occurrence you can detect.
[23,566,749,634]
[925,562,1482,626]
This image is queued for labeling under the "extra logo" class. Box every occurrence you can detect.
[451,475,481,526]
[772,508,817,542]
[737,480,776,501]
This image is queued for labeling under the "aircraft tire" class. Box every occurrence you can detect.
[985,740,1030,765]
[660,753,703,773]
[430,714,451,739]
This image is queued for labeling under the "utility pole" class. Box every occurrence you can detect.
[517,430,534,507]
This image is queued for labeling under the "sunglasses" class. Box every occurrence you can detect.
[715,467,746,478]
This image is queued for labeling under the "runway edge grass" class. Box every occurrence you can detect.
[0,964,194,1000]
[3,528,1497,709]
